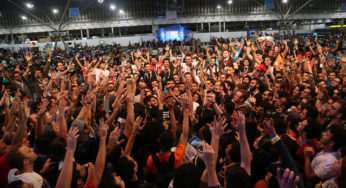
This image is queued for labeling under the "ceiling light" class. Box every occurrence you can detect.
[227,0,233,4]
[98,0,104,3]
[119,9,124,14]
[52,9,59,14]
[282,0,288,3]
[21,16,27,20]
[25,2,34,9]
[217,5,222,9]
[110,4,116,10]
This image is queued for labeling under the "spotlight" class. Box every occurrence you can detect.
[98,0,104,3]
[119,9,124,14]
[217,5,222,9]
[25,2,34,9]
[21,16,27,20]
[227,0,233,4]
[282,0,288,3]
[110,4,116,10]
[52,9,59,14]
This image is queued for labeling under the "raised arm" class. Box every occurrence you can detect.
[179,94,190,146]
[35,99,50,139]
[11,97,28,146]
[124,116,143,155]
[331,39,339,53]
[207,116,227,166]
[89,119,108,187]
[55,127,79,188]
[234,111,252,175]
[123,78,136,138]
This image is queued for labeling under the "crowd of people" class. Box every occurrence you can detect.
[0,34,345,188]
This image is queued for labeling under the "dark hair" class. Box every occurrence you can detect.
[251,149,272,185]
[6,180,24,188]
[336,100,346,119]
[303,119,321,140]
[140,121,164,152]
[329,125,346,151]
[49,137,67,162]
[286,112,301,131]
[115,156,135,181]
[99,174,122,188]
[225,165,251,188]
[301,105,318,120]
[159,130,174,151]
[6,145,25,170]
[35,131,57,155]
[228,141,241,163]
[173,164,201,188]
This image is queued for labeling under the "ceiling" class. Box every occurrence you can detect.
[0,0,344,27]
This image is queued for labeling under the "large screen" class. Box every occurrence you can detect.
[166,31,179,40]
[158,25,186,42]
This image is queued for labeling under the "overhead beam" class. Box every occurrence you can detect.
[287,0,312,19]
[7,0,57,31]
[0,12,345,35]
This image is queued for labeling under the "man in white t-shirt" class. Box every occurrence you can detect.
[180,55,198,74]
[6,145,43,188]
[94,61,110,82]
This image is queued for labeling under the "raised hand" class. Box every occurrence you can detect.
[67,127,79,151]
[304,146,315,159]
[132,116,144,134]
[25,52,33,62]
[198,141,216,166]
[167,97,175,110]
[37,98,50,116]
[98,118,108,139]
[263,118,276,137]
[275,168,300,188]
[107,126,124,150]
[180,94,190,111]
[234,111,246,132]
[207,116,227,137]
[40,158,55,174]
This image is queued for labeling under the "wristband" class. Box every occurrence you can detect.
[270,134,281,144]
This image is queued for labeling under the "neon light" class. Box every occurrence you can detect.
[330,25,346,28]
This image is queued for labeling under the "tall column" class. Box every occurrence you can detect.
[80,29,83,39]
[196,24,199,32]
[86,29,90,38]
[223,22,226,32]
[11,33,14,44]
[208,22,211,32]
[119,28,121,36]
[219,22,221,32]
[111,27,114,36]
[101,28,104,38]
[201,23,204,31]
[342,18,344,32]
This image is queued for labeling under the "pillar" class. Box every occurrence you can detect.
[219,22,221,32]
[208,22,211,32]
[86,29,90,38]
[101,28,104,38]
[119,28,121,36]
[80,29,83,39]
[223,22,226,32]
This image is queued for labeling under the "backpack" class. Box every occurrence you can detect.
[150,152,175,188]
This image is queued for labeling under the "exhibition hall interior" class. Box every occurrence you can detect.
[0,0,345,188]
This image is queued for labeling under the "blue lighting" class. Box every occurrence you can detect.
[158,25,188,42]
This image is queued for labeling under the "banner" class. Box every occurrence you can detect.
[70,8,79,18]
[265,0,274,9]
